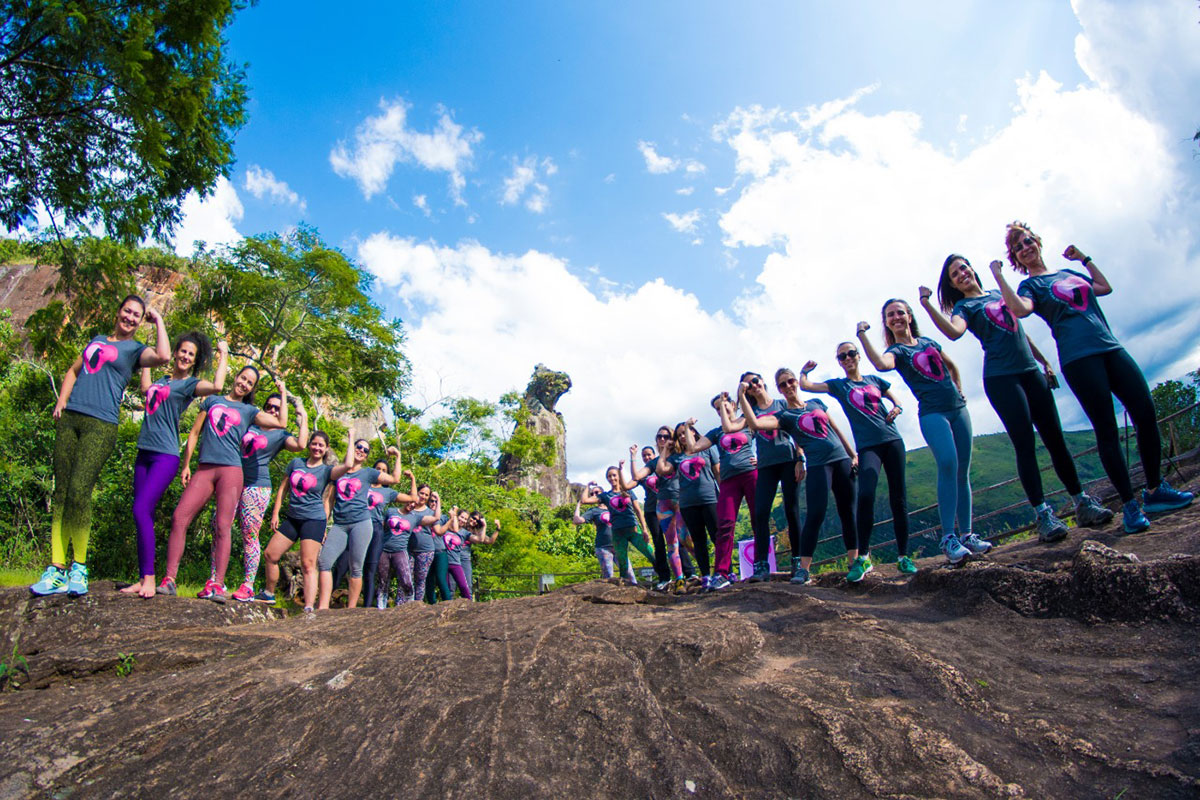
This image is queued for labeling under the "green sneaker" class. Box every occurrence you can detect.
[846,555,873,583]
[896,555,918,575]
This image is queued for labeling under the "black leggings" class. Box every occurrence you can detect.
[361,521,385,608]
[679,503,717,577]
[856,439,909,556]
[1062,349,1160,503]
[644,503,671,581]
[753,460,801,558]
[801,459,857,558]
[984,369,1081,506]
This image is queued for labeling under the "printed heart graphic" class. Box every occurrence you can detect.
[798,409,829,438]
[755,411,778,441]
[82,342,119,375]
[1051,274,1090,312]
[241,431,268,458]
[645,475,659,492]
[336,476,362,501]
[984,300,1016,333]
[208,404,243,436]
[367,490,384,509]
[388,517,411,534]
[849,384,881,416]
[444,532,463,550]
[145,383,171,416]
[744,541,756,562]
[610,495,632,512]
[912,346,946,382]
[720,432,748,454]
[599,511,611,525]
[290,471,317,497]
[681,457,705,481]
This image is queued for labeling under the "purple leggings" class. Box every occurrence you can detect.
[131,450,181,577]
[448,563,472,600]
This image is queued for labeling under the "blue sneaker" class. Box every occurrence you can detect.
[1142,481,1194,514]
[709,573,732,591]
[1122,499,1151,534]
[66,562,89,596]
[896,555,918,575]
[846,555,873,583]
[960,534,993,555]
[30,565,68,596]
[747,560,770,583]
[941,535,971,565]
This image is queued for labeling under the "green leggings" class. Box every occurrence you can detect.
[424,551,451,603]
[613,526,655,581]
[51,411,118,566]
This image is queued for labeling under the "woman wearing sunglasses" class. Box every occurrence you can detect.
[628,428,688,589]
[857,301,989,565]
[798,343,915,577]
[919,253,1113,543]
[990,222,1192,533]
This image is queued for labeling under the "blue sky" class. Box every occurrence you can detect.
[160,0,1200,480]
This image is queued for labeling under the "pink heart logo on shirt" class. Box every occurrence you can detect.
[208,404,242,436]
[1051,274,1090,312]
[610,495,632,512]
[367,490,384,509]
[82,342,119,374]
[681,457,705,481]
[290,471,317,497]
[798,409,830,438]
[755,411,778,441]
[241,431,268,458]
[336,476,362,501]
[145,383,171,416]
[645,475,659,492]
[984,301,1017,333]
[719,432,748,454]
[599,511,611,525]
[388,517,411,534]
[444,532,463,550]
[912,346,947,382]
[849,384,881,416]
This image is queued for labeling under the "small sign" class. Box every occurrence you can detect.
[737,536,777,580]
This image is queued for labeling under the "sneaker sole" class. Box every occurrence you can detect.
[1143,500,1193,514]
[1038,530,1069,544]
[66,588,88,597]
[30,586,68,596]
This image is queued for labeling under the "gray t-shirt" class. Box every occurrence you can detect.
[650,455,679,504]
[825,376,901,449]
[408,508,437,553]
[953,291,1038,377]
[1017,269,1121,366]
[749,399,799,467]
[598,490,638,530]
[383,508,425,553]
[431,515,449,552]
[65,336,148,424]
[332,467,381,525]
[444,527,467,566]
[196,396,261,467]
[241,426,294,488]
[583,507,614,550]
[368,486,399,526]
[638,469,659,507]
[136,375,200,455]
[669,446,718,508]
[284,457,332,522]
[886,337,966,417]
[706,425,756,480]
[777,399,849,467]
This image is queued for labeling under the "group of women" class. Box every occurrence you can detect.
[28,294,498,612]
[572,222,1192,591]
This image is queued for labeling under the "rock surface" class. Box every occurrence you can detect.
[497,363,571,506]
[2,480,1199,799]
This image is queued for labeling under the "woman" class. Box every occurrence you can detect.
[799,343,915,575]
[857,301,989,565]
[680,393,756,591]
[424,504,457,604]
[584,467,655,585]
[658,421,720,590]
[158,365,284,600]
[32,295,171,597]
[363,459,415,607]
[260,431,335,612]
[377,499,435,607]
[631,445,672,587]
[992,222,1192,531]
[628,429,687,588]
[573,490,616,579]
[454,511,499,599]
[441,507,473,600]
[740,371,803,582]
[122,333,228,598]
[920,252,1113,542]
[228,384,309,601]
[406,486,440,603]
[316,432,411,610]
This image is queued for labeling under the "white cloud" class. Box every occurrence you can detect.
[637,140,678,174]
[500,155,552,213]
[676,186,695,196]
[603,173,616,184]
[662,209,701,235]
[330,99,482,204]
[171,176,243,256]
[243,165,305,212]
[413,194,430,217]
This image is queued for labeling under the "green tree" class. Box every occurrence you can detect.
[1151,372,1200,456]
[0,0,250,243]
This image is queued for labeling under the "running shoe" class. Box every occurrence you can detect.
[66,562,89,596]
[672,578,686,594]
[654,579,673,592]
[253,590,275,604]
[1074,493,1114,527]
[30,565,68,596]
[1122,499,1151,534]
[846,555,873,583]
[747,560,770,583]
[709,573,732,592]
[896,555,918,575]
[960,534,993,555]
[197,579,227,604]
[940,534,971,565]
[790,565,812,586]
[376,592,388,609]
[156,577,177,596]
[685,575,703,588]
[1035,507,1069,543]
[1142,481,1194,514]
[700,575,712,592]
[231,583,255,602]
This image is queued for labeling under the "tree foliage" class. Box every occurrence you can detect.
[0,0,250,243]
[1151,370,1200,456]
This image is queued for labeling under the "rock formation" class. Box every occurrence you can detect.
[0,259,187,329]
[498,364,571,506]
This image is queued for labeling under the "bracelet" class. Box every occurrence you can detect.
[1082,256,1092,266]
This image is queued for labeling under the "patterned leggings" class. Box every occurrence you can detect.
[377,550,414,604]
[212,486,272,587]
[655,499,685,579]
[595,546,616,579]
[411,552,435,602]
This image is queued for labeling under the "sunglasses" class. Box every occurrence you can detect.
[265,405,281,413]
[655,433,670,440]
[748,376,763,386]
[777,377,798,389]
[837,350,859,361]
[354,444,370,453]
[1013,236,1036,252]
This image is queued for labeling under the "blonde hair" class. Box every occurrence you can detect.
[1005,221,1042,274]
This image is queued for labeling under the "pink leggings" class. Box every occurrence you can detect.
[166,464,243,584]
[715,470,757,575]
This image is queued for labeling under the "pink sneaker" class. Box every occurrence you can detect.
[231,583,255,602]
[197,579,227,604]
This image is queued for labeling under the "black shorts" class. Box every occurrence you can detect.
[279,516,327,544]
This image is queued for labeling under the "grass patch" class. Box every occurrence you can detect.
[0,568,39,587]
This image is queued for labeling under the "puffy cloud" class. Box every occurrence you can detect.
[501,155,554,213]
[330,99,482,204]
[243,165,305,212]
[638,140,705,175]
[662,210,701,236]
[413,194,431,217]
[171,177,243,256]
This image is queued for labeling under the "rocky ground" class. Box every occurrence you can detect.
[1,472,1198,799]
